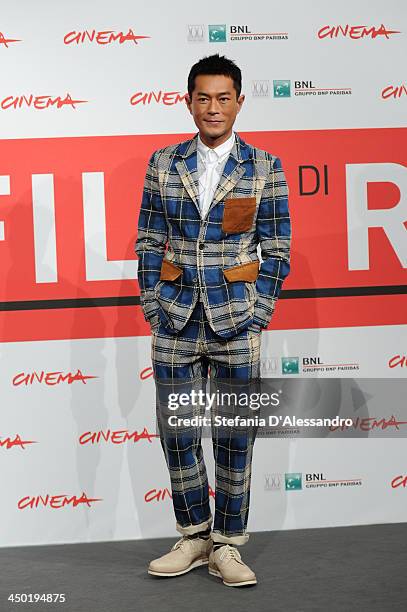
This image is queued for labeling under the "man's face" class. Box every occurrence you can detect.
[185,74,245,146]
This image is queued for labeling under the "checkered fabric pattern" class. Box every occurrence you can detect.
[135,131,291,339]
[152,298,261,545]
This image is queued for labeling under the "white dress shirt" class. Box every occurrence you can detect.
[197,130,235,219]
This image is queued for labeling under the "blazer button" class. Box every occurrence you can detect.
[198,242,204,250]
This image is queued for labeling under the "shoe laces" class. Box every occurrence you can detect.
[219,544,243,563]
[171,536,195,552]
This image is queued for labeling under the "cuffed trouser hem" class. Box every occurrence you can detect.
[211,530,250,546]
[176,515,213,536]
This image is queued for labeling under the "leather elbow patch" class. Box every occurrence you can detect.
[160,259,182,281]
[222,196,257,233]
[223,260,259,282]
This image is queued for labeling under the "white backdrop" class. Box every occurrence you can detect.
[0,0,406,547]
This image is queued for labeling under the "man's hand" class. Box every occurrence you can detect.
[252,155,291,329]
[135,151,168,324]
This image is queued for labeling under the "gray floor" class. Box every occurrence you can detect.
[1,523,406,612]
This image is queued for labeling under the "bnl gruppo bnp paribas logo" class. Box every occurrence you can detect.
[187,24,225,42]
[273,80,291,97]
[208,24,227,42]
[285,473,302,490]
[281,357,299,374]
[188,24,288,43]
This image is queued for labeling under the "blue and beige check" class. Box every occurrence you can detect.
[135,131,291,544]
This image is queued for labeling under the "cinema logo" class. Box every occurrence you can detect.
[330,415,407,432]
[391,475,407,488]
[64,29,150,45]
[130,90,187,106]
[140,367,154,380]
[18,493,102,509]
[273,80,352,98]
[0,434,36,450]
[388,355,407,369]
[382,85,407,99]
[1,94,87,111]
[145,485,215,502]
[317,24,401,39]
[0,32,22,47]
[12,370,98,386]
[79,427,159,445]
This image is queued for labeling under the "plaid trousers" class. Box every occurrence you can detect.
[151,291,261,546]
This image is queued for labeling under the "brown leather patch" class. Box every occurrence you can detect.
[223,261,259,282]
[160,259,182,281]
[222,196,257,233]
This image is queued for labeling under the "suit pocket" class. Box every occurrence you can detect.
[222,196,257,234]
[159,259,182,281]
[223,260,259,282]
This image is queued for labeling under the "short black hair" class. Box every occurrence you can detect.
[187,53,242,99]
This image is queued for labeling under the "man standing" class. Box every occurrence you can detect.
[135,53,291,587]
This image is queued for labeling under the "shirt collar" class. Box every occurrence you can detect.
[197,130,235,161]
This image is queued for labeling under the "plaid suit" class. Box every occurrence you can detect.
[135,132,291,545]
[135,131,291,339]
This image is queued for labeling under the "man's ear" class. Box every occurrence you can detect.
[185,93,192,114]
[237,93,245,113]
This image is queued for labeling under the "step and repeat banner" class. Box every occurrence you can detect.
[1,1,406,547]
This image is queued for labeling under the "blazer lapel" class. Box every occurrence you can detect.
[174,131,251,219]
[175,134,200,215]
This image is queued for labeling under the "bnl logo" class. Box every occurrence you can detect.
[282,357,299,374]
[285,473,302,490]
[209,25,227,42]
[273,80,291,97]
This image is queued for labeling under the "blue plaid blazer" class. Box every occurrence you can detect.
[135,131,291,340]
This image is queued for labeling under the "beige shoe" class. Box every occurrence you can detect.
[208,544,257,587]
[148,536,212,577]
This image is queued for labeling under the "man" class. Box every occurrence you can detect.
[135,53,291,587]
